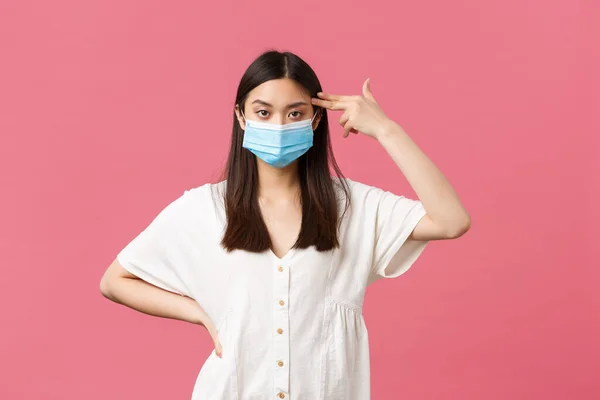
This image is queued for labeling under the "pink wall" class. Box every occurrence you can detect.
[1,0,598,399]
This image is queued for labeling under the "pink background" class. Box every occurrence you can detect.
[1,0,598,399]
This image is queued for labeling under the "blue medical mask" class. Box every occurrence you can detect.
[240,110,317,168]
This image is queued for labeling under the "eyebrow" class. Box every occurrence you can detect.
[251,99,309,109]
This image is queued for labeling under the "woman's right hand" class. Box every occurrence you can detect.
[100,259,224,357]
[192,303,223,358]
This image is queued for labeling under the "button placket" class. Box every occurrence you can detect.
[273,263,290,397]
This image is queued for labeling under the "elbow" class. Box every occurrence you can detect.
[99,272,116,301]
[446,216,471,239]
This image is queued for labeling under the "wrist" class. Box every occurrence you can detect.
[182,296,206,325]
[375,119,403,141]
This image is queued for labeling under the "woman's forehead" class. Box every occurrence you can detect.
[247,78,311,106]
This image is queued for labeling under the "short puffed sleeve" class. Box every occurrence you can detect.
[116,189,197,298]
[346,180,429,283]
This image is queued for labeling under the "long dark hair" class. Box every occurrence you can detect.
[221,50,350,253]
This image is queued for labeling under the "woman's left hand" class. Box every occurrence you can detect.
[311,78,394,140]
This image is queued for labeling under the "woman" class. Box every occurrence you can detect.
[100,50,470,399]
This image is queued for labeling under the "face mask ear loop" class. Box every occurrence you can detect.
[310,108,319,128]
[239,108,247,130]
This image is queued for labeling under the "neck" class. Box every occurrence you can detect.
[256,160,301,199]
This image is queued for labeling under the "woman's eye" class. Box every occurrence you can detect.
[289,111,301,118]
[257,110,269,117]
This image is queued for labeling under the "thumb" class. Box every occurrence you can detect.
[362,78,375,101]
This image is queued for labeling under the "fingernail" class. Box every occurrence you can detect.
[311,98,318,104]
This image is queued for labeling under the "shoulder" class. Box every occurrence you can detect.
[333,176,388,204]
[163,180,226,221]
[184,180,226,202]
[334,177,422,226]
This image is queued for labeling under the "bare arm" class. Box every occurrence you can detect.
[377,121,471,240]
[100,258,223,357]
[312,79,471,241]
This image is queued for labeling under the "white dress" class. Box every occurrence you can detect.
[117,178,429,400]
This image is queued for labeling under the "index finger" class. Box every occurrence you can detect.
[317,91,354,102]
[311,97,347,110]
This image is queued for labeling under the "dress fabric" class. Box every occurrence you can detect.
[116,178,429,400]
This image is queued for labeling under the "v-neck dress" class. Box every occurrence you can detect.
[116,178,429,400]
